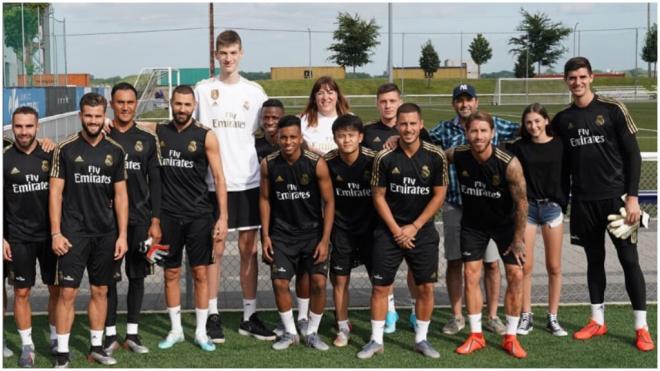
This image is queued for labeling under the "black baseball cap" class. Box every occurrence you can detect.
[452,84,477,100]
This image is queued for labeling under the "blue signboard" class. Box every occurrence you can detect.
[3,88,46,125]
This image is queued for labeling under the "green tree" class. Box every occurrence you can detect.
[3,3,49,75]
[327,12,380,74]
[513,51,536,78]
[419,40,440,87]
[642,23,657,78]
[468,33,492,79]
[508,8,571,75]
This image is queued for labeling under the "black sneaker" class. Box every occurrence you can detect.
[206,314,225,344]
[239,313,277,341]
[54,352,70,368]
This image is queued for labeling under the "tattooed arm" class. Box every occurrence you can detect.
[504,157,528,266]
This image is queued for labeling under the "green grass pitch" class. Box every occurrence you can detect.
[3,304,656,368]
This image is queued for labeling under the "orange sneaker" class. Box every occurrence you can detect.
[455,332,486,355]
[502,334,527,359]
[636,328,655,352]
[573,320,607,340]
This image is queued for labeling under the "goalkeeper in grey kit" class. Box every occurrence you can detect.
[551,57,653,351]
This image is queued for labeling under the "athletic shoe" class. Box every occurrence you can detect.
[333,328,350,347]
[18,344,35,368]
[4,344,13,358]
[239,313,276,341]
[87,346,117,365]
[484,316,507,335]
[357,340,384,359]
[455,332,487,355]
[502,334,527,359]
[124,335,149,353]
[297,318,309,336]
[636,328,655,352]
[54,352,70,368]
[273,322,286,338]
[103,335,121,356]
[158,331,184,349]
[50,339,58,356]
[573,320,607,340]
[442,315,465,335]
[409,312,417,331]
[384,311,399,334]
[272,332,299,351]
[546,315,568,337]
[414,340,440,359]
[517,312,533,335]
[305,332,329,351]
[194,335,216,352]
[206,314,225,344]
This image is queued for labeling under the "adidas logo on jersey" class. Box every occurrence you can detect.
[10,167,20,174]
[373,136,382,143]
[336,175,344,182]
[75,155,84,163]
[392,167,400,175]
[275,175,284,182]
[461,170,469,177]
[567,122,574,130]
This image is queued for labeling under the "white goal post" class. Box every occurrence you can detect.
[494,77,572,106]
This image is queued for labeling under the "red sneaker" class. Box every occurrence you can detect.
[455,332,486,355]
[636,328,655,352]
[502,334,527,359]
[573,320,607,340]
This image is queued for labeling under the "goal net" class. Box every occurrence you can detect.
[494,77,571,106]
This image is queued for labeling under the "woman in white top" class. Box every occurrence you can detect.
[300,76,351,155]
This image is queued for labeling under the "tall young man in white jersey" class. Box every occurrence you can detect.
[194,30,274,343]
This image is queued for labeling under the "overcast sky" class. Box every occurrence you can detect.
[48,2,657,78]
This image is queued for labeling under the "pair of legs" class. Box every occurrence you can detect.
[464,261,522,324]
[14,285,59,340]
[521,225,563,315]
[165,264,209,311]
[274,273,327,329]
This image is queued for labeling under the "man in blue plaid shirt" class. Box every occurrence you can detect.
[428,84,519,336]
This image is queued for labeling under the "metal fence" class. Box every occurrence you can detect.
[2,112,657,315]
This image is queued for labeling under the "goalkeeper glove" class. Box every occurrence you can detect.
[607,207,649,243]
[138,237,170,265]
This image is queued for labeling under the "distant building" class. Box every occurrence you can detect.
[393,65,467,80]
[3,45,19,87]
[271,66,345,80]
[444,59,478,79]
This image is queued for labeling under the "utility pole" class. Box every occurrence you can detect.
[21,3,27,81]
[401,32,405,95]
[308,27,312,71]
[209,3,215,78]
[63,18,68,86]
[387,3,393,82]
[573,22,579,56]
[648,3,651,78]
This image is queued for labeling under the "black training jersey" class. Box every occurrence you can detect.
[551,95,641,200]
[108,124,162,226]
[454,145,515,229]
[324,146,377,235]
[51,132,127,237]
[372,141,448,226]
[267,150,323,240]
[507,137,569,210]
[255,132,279,163]
[363,121,431,151]
[157,120,212,220]
[4,144,51,242]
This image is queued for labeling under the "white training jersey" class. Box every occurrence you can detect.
[194,76,268,191]
[300,112,338,155]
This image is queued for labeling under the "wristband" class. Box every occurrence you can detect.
[51,232,62,238]
[411,223,419,231]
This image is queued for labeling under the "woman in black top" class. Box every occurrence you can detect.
[507,103,569,337]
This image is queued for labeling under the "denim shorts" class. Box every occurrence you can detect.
[527,199,563,228]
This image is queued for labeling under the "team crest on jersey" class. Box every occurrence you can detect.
[392,167,400,175]
[211,89,219,101]
[595,115,605,126]
[363,170,371,181]
[188,140,197,153]
[421,165,430,179]
[105,154,114,167]
[492,175,501,186]
[243,101,250,110]
[159,140,166,149]
[275,175,284,183]
[41,160,49,172]
[10,167,20,175]
[301,173,310,185]
[461,170,469,177]
[134,140,144,152]
[373,136,382,143]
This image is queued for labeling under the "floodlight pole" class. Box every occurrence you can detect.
[209,3,215,78]
[308,27,312,70]
[387,3,393,83]
[21,3,27,80]
[401,32,405,95]
[573,22,579,56]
